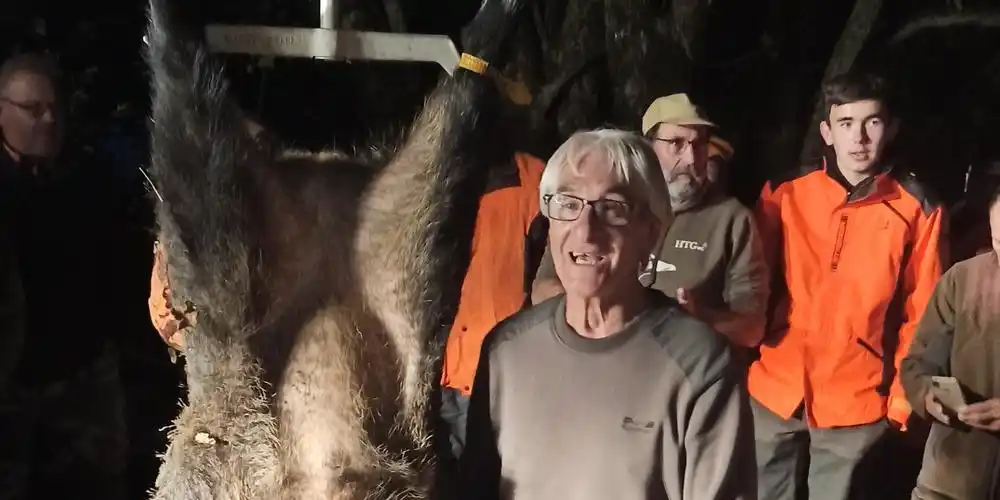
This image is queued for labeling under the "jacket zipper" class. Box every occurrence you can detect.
[831,214,848,271]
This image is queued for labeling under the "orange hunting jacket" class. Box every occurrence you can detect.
[440,152,544,396]
[750,157,947,429]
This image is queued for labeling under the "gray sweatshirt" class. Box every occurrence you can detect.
[458,292,757,500]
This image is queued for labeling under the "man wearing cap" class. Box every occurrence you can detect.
[531,93,770,350]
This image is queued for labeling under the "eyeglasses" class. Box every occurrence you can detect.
[543,193,636,226]
[651,136,705,156]
[0,97,58,119]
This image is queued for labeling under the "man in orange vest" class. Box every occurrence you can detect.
[438,151,546,460]
[751,70,947,500]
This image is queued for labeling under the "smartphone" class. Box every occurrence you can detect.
[930,376,967,411]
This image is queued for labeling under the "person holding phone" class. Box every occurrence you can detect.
[901,185,1000,499]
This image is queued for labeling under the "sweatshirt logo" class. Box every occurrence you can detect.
[640,255,676,279]
[674,239,708,252]
[622,416,656,432]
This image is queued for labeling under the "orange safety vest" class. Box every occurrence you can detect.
[751,157,947,429]
[440,152,544,395]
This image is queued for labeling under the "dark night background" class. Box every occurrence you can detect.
[4,0,1000,204]
[6,0,1000,205]
[3,0,1000,498]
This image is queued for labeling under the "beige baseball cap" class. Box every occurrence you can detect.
[641,93,716,134]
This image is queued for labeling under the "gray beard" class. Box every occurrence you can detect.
[667,176,707,212]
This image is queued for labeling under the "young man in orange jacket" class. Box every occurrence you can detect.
[751,71,948,500]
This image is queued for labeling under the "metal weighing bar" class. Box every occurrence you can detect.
[204,0,461,75]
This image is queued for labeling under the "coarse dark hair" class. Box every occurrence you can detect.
[822,70,894,121]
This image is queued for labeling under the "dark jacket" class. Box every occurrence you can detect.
[0,152,25,389]
[901,252,1000,500]
[2,147,152,385]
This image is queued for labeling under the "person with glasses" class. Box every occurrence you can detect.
[532,93,769,351]
[0,53,134,500]
[458,129,756,500]
[0,59,61,175]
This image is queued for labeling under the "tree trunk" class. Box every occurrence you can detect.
[604,0,710,127]
[544,0,610,138]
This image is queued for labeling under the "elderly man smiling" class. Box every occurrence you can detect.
[457,129,756,500]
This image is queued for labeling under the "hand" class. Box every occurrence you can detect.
[887,418,903,431]
[924,391,950,425]
[676,288,696,314]
[958,398,1000,431]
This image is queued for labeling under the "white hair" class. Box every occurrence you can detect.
[539,128,674,240]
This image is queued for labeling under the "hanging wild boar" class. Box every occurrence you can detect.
[144,0,532,497]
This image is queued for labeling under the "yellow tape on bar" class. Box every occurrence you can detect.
[458,53,489,74]
[456,53,532,105]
